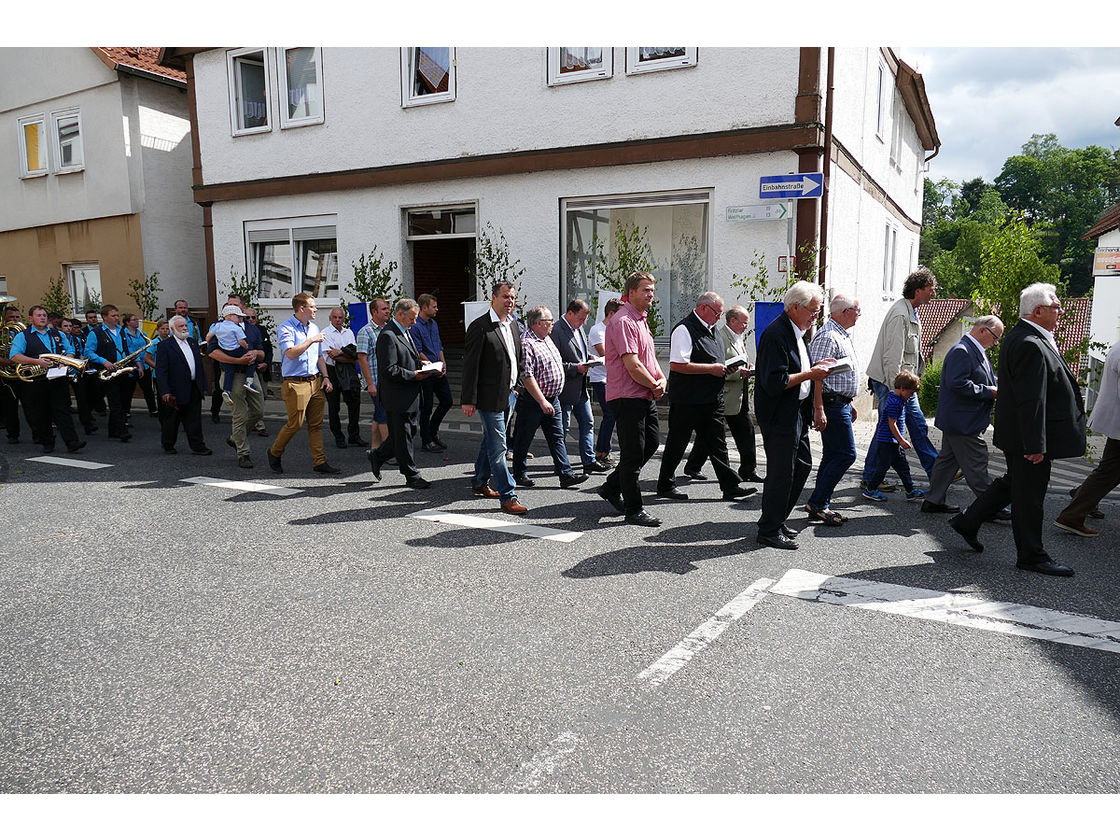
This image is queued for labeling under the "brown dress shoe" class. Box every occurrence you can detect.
[471,484,500,499]
[501,499,528,515]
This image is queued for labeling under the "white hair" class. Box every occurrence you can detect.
[168,315,187,329]
[829,292,856,313]
[1020,283,1057,317]
[783,280,822,311]
[973,314,1003,332]
[696,290,723,309]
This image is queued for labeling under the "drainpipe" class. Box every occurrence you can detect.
[817,47,835,290]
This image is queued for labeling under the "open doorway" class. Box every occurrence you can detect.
[406,204,477,348]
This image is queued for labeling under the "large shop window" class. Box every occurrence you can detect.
[563,191,710,337]
[228,48,272,135]
[401,48,456,107]
[67,263,102,314]
[247,218,338,301]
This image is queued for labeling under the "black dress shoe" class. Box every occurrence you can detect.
[268,450,283,473]
[227,436,236,448]
[596,485,624,513]
[656,486,688,500]
[739,470,765,483]
[757,532,798,550]
[192,447,213,455]
[238,455,253,469]
[559,473,587,488]
[406,475,432,489]
[118,433,131,442]
[163,447,177,454]
[682,469,707,481]
[66,440,87,453]
[1016,558,1074,577]
[41,443,55,453]
[335,437,348,449]
[422,442,444,453]
[921,500,961,514]
[780,524,798,539]
[83,425,98,434]
[582,461,609,474]
[949,514,983,552]
[513,474,535,488]
[430,437,446,450]
[349,437,369,447]
[313,462,340,474]
[366,450,381,482]
[625,509,661,527]
[723,486,758,500]
[989,507,1012,521]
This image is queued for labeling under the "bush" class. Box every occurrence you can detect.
[918,358,942,417]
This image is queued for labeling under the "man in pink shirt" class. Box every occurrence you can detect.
[597,271,667,527]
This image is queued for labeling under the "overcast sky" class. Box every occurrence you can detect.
[899,47,1120,185]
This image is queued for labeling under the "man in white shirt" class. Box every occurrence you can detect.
[154,315,211,455]
[322,306,365,449]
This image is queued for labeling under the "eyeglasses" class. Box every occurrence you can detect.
[1040,303,1063,312]
[844,306,861,315]
[247,316,258,321]
[984,327,1002,341]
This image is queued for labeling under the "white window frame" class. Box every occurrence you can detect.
[277,47,325,130]
[17,114,48,178]
[876,63,888,141]
[547,48,613,86]
[227,48,273,136]
[244,215,339,304]
[51,109,84,174]
[404,203,477,241]
[401,48,456,108]
[882,223,894,294]
[66,263,102,316]
[625,48,697,75]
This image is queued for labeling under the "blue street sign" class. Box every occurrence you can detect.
[759,173,823,199]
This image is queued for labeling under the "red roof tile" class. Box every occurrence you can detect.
[917,298,972,360]
[1056,297,1091,377]
[93,48,186,84]
[1085,201,1120,240]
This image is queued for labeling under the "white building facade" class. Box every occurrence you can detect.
[162,46,936,368]
[0,48,207,317]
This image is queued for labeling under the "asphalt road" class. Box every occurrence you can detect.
[3,399,1120,793]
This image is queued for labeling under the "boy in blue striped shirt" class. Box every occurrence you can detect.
[863,370,925,502]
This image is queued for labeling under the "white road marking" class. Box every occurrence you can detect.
[771,568,1120,654]
[180,476,302,497]
[637,577,777,686]
[408,509,582,542]
[506,730,584,792]
[26,456,113,470]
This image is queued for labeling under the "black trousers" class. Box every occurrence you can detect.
[686,407,757,476]
[1063,437,1120,523]
[374,407,419,479]
[137,369,158,415]
[602,398,660,515]
[160,383,206,452]
[25,377,79,447]
[659,401,740,492]
[73,373,97,431]
[757,410,813,537]
[419,375,453,445]
[959,454,1053,564]
[326,366,362,442]
[1,378,25,439]
[102,375,131,437]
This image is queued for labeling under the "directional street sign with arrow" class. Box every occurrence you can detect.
[759,173,824,199]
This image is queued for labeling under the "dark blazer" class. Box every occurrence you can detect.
[754,311,811,429]
[461,310,524,412]
[935,335,996,437]
[375,318,422,413]
[155,336,207,405]
[992,319,1086,459]
[551,314,590,407]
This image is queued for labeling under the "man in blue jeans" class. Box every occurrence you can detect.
[461,282,527,515]
[806,293,862,523]
[862,267,939,490]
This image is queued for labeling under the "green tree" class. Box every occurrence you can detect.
[587,222,662,335]
[127,271,163,320]
[40,275,73,316]
[470,222,527,317]
[345,248,404,312]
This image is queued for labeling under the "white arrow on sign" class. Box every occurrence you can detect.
[726,203,790,222]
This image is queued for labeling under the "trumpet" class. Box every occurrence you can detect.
[99,338,156,381]
[14,353,89,382]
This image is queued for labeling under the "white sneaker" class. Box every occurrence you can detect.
[221,391,234,406]
[243,378,261,394]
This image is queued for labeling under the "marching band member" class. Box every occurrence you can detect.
[84,304,132,442]
[122,312,158,417]
[8,305,85,453]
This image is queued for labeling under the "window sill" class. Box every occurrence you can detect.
[57,166,85,176]
[20,171,48,180]
[232,126,273,138]
[401,96,455,109]
[280,117,325,130]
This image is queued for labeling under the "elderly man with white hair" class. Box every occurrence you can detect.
[949,283,1086,576]
[753,281,835,549]
[154,315,211,455]
[803,292,863,525]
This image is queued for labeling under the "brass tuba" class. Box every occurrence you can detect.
[14,353,89,382]
[0,321,27,380]
[99,337,156,381]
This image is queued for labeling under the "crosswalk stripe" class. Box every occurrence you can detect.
[408,509,582,542]
[771,568,1120,654]
[26,456,113,470]
[180,476,303,497]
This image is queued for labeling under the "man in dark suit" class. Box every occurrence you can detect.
[753,281,834,550]
[155,315,212,455]
[369,298,432,489]
[922,316,1003,514]
[552,298,606,475]
[461,282,527,515]
[950,283,1087,576]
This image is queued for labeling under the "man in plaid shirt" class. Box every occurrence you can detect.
[356,298,391,456]
[804,293,862,524]
[509,305,587,489]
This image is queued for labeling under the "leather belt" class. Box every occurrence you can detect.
[822,392,854,404]
[283,375,317,382]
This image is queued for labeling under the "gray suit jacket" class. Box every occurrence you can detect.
[552,314,590,407]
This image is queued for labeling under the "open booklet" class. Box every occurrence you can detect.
[821,357,853,374]
[583,355,605,368]
[725,353,753,372]
[420,360,445,374]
